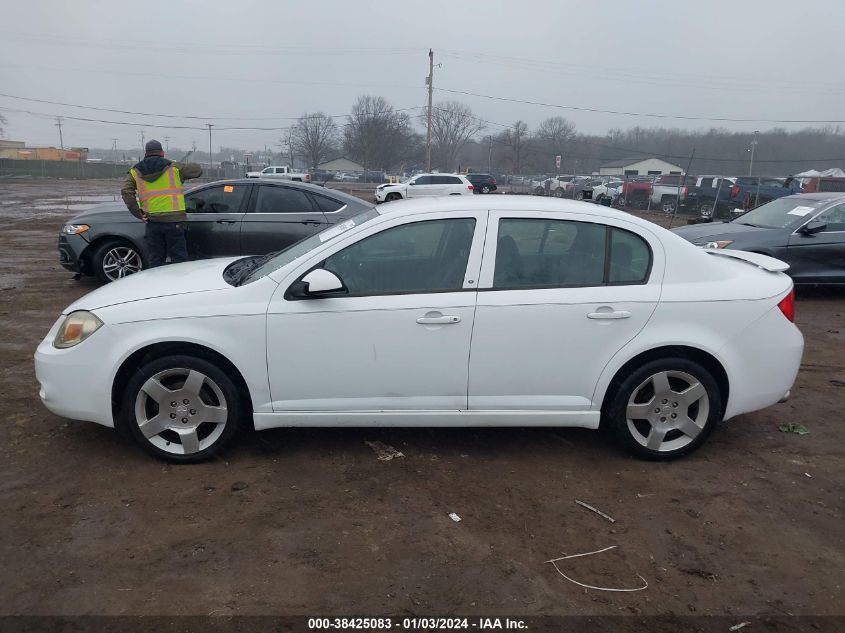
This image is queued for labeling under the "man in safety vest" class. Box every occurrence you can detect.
[121,139,203,268]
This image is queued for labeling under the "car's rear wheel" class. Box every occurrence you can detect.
[699,201,714,217]
[575,191,585,201]
[661,197,677,214]
[92,240,143,283]
[554,188,565,198]
[605,358,722,460]
[481,185,491,194]
[118,354,242,463]
[385,192,402,202]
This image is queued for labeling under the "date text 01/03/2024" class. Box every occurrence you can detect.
[306,617,528,630]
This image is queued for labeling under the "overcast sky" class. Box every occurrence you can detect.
[1,0,844,154]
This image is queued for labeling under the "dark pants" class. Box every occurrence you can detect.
[145,222,188,268]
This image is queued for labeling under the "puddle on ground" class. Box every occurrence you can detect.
[3,194,120,217]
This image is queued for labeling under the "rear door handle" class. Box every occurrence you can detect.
[417,313,461,325]
[587,309,631,320]
[215,219,237,225]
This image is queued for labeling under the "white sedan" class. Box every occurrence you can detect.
[35,197,803,463]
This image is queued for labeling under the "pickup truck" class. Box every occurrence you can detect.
[617,177,653,210]
[650,174,697,214]
[691,176,793,221]
[245,165,311,183]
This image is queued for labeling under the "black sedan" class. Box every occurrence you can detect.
[672,193,845,284]
[58,179,375,282]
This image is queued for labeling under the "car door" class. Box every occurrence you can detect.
[787,203,845,283]
[239,183,328,255]
[407,175,434,198]
[265,211,487,412]
[183,183,250,259]
[468,210,662,412]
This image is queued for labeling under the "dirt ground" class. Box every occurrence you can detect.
[0,180,843,624]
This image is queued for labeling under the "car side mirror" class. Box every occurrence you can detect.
[288,269,346,299]
[408,181,416,185]
[799,220,827,235]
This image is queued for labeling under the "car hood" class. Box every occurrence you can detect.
[68,202,140,225]
[671,221,782,243]
[65,257,241,312]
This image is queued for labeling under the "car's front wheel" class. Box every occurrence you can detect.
[385,192,402,202]
[92,240,144,283]
[605,358,722,460]
[118,354,243,463]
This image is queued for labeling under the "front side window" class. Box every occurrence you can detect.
[185,185,247,214]
[323,218,476,296]
[413,176,433,186]
[254,185,315,214]
[815,203,845,232]
[492,219,651,289]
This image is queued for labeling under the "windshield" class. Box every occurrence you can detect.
[732,197,826,229]
[240,208,380,284]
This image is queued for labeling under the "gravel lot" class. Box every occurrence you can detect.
[1,180,843,624]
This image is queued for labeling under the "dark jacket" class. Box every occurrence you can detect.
[121,157,203,223]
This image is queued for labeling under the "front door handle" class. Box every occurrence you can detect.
[215,219,237,225]
[587,309,632,320]
[301,220,322,226]
[417,313,461,325]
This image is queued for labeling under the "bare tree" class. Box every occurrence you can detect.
[344,95,421,171]
[502,120,530,174]
[535,116,576,171]
[291,112,338,169]
[0,113,6,139]
[428,101,485,171]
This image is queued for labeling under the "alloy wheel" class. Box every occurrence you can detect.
[102,246,142,280]
[133,368,228,455]
[625,370,709,453]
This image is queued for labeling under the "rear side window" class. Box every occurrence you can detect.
[609,228,651,283]
[312,194,344,213]
[492,219,651,289]
[254,186,314,214]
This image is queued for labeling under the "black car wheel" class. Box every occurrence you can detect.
[661,197,677,214]
[92,239,144,283]
[385,192,402,202]
[604,357,722,460]
[481,185,491,194]
[118,354,243,463]
[699,202,714,217]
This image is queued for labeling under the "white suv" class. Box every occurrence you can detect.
[375,173,474,203]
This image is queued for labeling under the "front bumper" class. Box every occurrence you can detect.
[34,316,117,428]
[58,233,89,273]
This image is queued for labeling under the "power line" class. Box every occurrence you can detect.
[435,87,845,124]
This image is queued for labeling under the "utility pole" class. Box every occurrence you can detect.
[139,130,145,154]
[426,48,433,172]
[110,138,117,163]
[55,117,64,159]
[748,130,759,176]
[164,136,170,152]
[487,135,493,174]
[206,124,214,173]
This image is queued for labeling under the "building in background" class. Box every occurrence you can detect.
[317,157,366,173]
[0,140,88,161]
[598,157,683,176]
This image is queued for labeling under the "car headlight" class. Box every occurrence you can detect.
[698,240,733,249]
[62,224,89,235]
[53,311,103,349]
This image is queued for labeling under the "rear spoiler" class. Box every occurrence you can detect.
[705,249,789,272]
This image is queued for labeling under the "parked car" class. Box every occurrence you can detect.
[592,180,624,203]
[37,196,802,463]
[687,176,737,218]
[650,174,697,214]
[245,165,311,183]
[57,180,374,283]
[618,177,654,209]
[335,172,359,182]
[375,173,474,202]
[672,193,845,284]
[466,173,498,194]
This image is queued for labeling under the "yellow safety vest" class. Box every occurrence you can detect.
[131,165,185,214]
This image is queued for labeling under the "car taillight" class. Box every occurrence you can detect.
[777,289,795,322]
[491,179,496,184]
[683,187,688,195]
[468,185,474,190]
[731,185,740,198]
[305,174,311,182]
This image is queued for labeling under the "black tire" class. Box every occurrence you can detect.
[385,192,402,202]
[575,191,585,201]
[554,187,565,198]
[699,202,714,218]
[603,357,722,461]
[91,239,144,284]
[661,196,677,215]
[481,186,491,194]
[118,354,244,463]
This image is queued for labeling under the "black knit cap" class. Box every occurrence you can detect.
[145,139,164,155]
